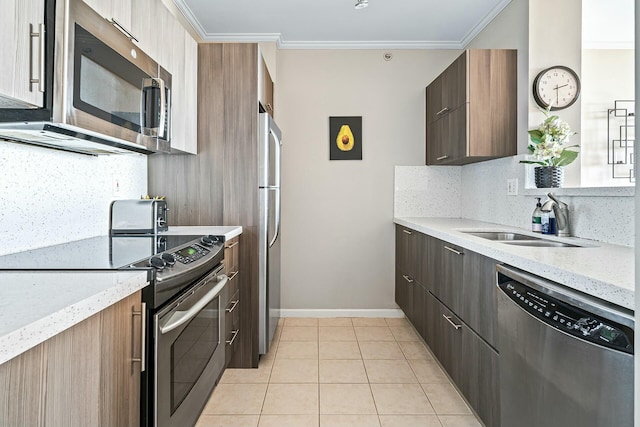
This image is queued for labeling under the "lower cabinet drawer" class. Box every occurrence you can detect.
[227,270,240,299]
[225,290,240,365]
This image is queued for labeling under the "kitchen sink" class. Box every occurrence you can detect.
[463,231,541,241]
[502,240,581,248]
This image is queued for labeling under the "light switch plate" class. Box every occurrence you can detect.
[507,178,518,196]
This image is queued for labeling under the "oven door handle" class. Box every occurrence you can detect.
[159,274,228,335]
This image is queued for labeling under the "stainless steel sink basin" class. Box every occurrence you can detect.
[502,240,580,248]
[463,231,541,241]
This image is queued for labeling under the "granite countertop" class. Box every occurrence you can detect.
[161,226,242,240]
[394,217,634,311]
[0,271,148,364]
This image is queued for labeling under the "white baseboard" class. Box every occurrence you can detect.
[280,309,405,318]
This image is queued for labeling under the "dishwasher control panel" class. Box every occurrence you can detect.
[501,281,633,354]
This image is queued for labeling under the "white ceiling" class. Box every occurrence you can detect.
[173,0,513,49]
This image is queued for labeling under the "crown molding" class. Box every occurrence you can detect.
[460,0,513,47]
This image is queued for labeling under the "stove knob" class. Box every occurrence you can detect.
[149,256,166,270]
[201,235,214,246]
[161,253,176,266]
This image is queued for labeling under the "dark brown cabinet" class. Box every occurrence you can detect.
[425,49,517,166]
[427,237,464,312]
[224,236,241,366]
[462,250,499,348]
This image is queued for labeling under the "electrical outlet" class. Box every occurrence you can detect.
[507,178,518,196]
[112,176,121,196]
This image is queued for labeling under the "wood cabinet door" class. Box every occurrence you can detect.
[461,326,500,427]
[441,51,467,111]
[435,302,463,386]
[0,0,45,108]
[260,57,274,116]
[410,283,426,339]
[395,226,418,277]
[423,289,439,351]
[427,238,464,313]
[394,269,413,320]
[425,75,443,125]
[462,252,499,348]
[83,0,132,31]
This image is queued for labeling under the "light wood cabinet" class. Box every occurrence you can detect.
[259,57,274,116]
[426,49,517,165]
[224,236,241,366]
[0,291,143,427]
[83,0,132,33]
[0,0,45,108]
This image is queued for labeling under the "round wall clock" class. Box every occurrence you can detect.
[532,66,581,110]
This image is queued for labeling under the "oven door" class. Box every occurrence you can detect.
[155,267,228,427]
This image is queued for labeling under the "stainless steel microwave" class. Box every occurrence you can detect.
[0,0,172,155]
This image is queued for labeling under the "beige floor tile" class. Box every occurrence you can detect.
[262,384,319,415]
[319,341,362,359]
[352,318,388,327]
[384,318,410,327]
[202,383,268,415]
[319,326,357,341]
[319,318,353,327]
[438,415,482,427]
[278,317,285,326]
[219,362,272,383]
[285,318,319,327]
[422,384,471,415]
[319,359,368,383]
[196,415,260,427]
[364,360,418,383]
[359,341,405,359]
[321,414,381,427]
[281,326,318,341]
[319,384,377,414]
[371,384,435,415]
[389,326,419,341]
[398,341,433,360]
[270,359,319,383]
[258,414,319,427]
[379,415,442,427]
[355,326,395,341]
[408,359,449,384]
[277,341,319,359]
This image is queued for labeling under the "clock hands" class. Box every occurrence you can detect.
[553,84,569,105]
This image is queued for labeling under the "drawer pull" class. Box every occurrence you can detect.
[228,271,239,281]
[226,300,239,313]
[443,245,463,255]
[443,314,462,330]
[402,275,414,283]
[226,329,239,345]
[131,302,146,372]
[436,107,450,116]
[402,229,413,235]
[436,155,449,161]
[107,18,138,43]
[225,241,239,249]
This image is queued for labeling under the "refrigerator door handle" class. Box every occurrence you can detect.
[268,125,282,248]
[269,188,281,248]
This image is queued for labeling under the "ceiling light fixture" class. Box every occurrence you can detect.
[355,0,368,10]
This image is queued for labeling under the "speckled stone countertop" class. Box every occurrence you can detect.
[394,217,634,311]
[160,226,242,240]
[0,271,148,364]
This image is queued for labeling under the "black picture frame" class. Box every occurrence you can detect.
[329,116,362,160]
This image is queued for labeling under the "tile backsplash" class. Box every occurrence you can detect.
[0,141,147,255]
[394,156,635,247]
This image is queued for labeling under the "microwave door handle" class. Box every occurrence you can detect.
[156,78,166,139]
[159,275,228,335]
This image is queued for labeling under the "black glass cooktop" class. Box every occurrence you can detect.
[0,235,201,270]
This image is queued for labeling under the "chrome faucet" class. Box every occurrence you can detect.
[541,193,571,237]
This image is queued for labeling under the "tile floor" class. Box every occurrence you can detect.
[196,318,483,427]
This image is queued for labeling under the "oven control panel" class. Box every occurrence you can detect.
[172,244,210,264]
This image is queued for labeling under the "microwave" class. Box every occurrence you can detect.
[0,0,172,155]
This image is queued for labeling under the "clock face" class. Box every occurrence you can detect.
[533,66,581,110]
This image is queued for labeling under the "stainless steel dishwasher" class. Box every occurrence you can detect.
[496,265,634,427]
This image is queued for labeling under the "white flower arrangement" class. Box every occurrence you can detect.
[520,107,579,167]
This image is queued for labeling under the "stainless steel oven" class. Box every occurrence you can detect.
[155,264,227,427]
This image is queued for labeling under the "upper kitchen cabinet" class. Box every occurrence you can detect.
[83,0,132,34]
[0,0,45,108]
[259,56,274,116]
[426,49,517,165]
[131,0,161,60]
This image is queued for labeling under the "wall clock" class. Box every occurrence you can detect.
[532,66,581,110]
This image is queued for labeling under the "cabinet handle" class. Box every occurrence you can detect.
[226,300,239,313]
[436,155,449,161]
[29,23,45,93]
[132,302,147,372]
[107,18,139,43]
[443,314,462,330]
[226,329,240,345]
[402,229,412,235]
[225,241,239,249]
[443,245,463,255]
[402,274,414,283]
[228,271,239,281]
[436,107,450,116]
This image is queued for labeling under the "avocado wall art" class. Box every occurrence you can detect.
[329,116,362,160]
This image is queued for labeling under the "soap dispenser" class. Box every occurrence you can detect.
[531,198,542,233]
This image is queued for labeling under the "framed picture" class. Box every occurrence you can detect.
[329,116,362,160]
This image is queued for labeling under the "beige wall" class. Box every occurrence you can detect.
[276,49,460,311]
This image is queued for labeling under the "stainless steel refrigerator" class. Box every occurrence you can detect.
[258,113,282,355]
